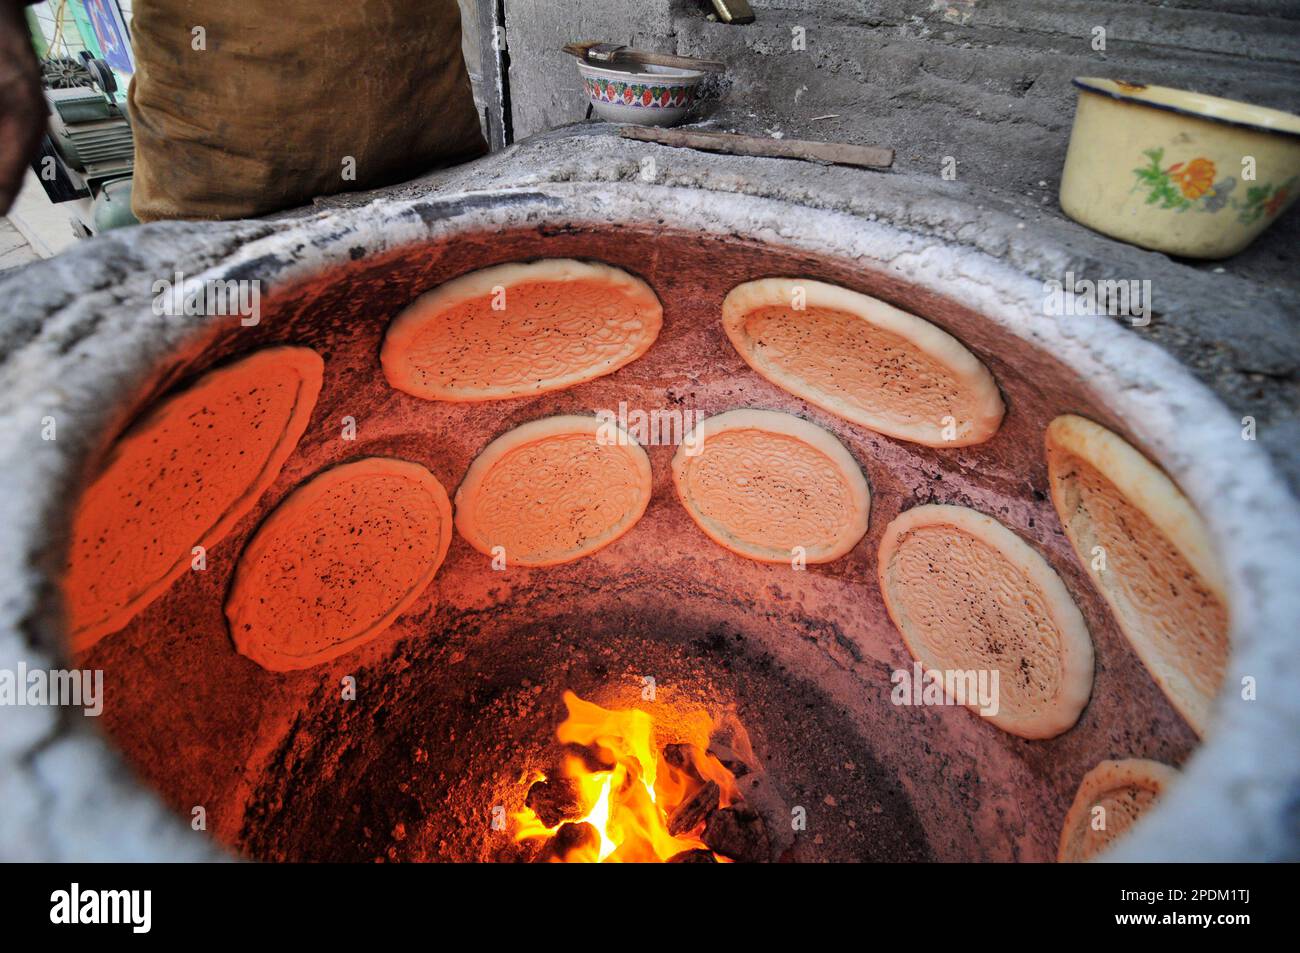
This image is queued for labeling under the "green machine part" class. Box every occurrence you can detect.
[92,177,138,232]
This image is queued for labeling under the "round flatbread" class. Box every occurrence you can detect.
[1045,415,1229,737]
[1058,758,1178,862]
[381,259,662,401]
[226,457,453,671]
[878,503,1094,739]
[454,415,651,567]
[672,409,871,564]
[64,347,323,652]
[721,277,1004,446]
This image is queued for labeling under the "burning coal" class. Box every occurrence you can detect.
[514,691,769,862]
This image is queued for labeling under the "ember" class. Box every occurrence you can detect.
[515,691,765,862]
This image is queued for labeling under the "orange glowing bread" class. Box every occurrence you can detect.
[381,259,662,401]
[672,409,871,564]
[1058,758,1177,862]
[64,347,323,652]
[721,278,1004,447]
[877,503,1094,739]
[226,457,453,671]
[1045,415,1229,737]
[454,415,652,567]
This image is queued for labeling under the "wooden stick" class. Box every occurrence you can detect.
[562,42,726,74]
[619,126,894,170]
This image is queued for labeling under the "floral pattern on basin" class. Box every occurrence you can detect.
[1132,148,1297,225]
[583,77,695,109]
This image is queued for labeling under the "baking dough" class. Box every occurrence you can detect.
[226,457,452,670]
[1045,415,1229,737]
[1058,758,1178,862]
[64,347,323,651]
[454,415,652,566]
[722,277,1003,446]
[672,409,871,564]
[382,259,662,401]
[878,503,1094,739]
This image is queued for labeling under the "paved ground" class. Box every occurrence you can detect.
[0,218,38,274]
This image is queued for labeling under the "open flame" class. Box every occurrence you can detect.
[514,691,744,862]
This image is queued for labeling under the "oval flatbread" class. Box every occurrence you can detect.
[1058,758,1178,862]
[381,259,662,401]
[64,347,323,652]
[721,278,1004,446]
[226,457,453,671]
[1045,415,1229,737]
[878,503,1094,739]
[454,415,651,567]
[672,409,870,564]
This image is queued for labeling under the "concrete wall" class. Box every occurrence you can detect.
[501,0,677,140]
[671,0,1300,189]
[467,0,1300,184]
[459,0,1300,287]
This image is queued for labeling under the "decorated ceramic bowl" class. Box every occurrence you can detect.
[1059,78,1300,259]
[576,61,703,127]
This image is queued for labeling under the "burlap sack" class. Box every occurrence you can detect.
[128,1,486,221]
